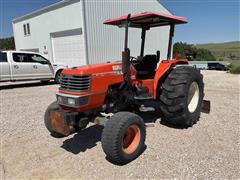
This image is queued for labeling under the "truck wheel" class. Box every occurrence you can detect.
[159,66,204,128]
[44,101,65,138]
[55,70,62,84]
[101,112,146,165]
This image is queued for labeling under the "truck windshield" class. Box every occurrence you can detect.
[0,52,7,62]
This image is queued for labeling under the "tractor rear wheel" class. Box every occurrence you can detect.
[101,112,146,165]
[159,66,204,128]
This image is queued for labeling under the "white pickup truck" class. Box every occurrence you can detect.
[0,51,56,83]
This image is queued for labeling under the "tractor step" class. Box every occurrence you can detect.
[134,92,153,100]
[134,85,153,100]
[139,105,155,112]
[135,86,149,95]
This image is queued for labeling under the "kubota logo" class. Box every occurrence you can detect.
[112,65,122,71]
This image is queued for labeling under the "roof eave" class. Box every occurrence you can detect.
[12,0,80,23]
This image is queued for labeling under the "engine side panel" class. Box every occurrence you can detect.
[58,62,126,111]
[57,59,188,111]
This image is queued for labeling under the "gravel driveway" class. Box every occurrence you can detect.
[0,71,239,179]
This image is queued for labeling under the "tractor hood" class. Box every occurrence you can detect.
[62,61,123,75]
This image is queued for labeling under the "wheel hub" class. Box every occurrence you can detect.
[122,124,141,154]
[187,81,200,113]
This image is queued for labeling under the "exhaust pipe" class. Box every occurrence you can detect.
[122,14,131,84]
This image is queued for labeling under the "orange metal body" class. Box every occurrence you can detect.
[59,59,188,112]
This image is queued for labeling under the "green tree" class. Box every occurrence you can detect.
[0,37,15,50]
[173,42,197,59]
[195,48,216,61]
[173,42,216,61]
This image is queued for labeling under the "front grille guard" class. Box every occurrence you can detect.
[59,74,92,92]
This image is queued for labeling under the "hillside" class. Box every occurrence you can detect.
[196,41,240,61]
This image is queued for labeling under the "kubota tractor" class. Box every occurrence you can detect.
[44,12,210,165]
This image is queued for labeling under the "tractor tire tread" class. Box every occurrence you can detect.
[159,66,204,128]
[101,112,146,165]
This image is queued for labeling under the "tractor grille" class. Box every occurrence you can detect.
[60,74,92,92]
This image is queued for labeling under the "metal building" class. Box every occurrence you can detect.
[12,0,173,66]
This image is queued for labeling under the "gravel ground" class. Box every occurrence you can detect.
[0,71,239,180]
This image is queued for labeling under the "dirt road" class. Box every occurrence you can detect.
[0,71,239,179]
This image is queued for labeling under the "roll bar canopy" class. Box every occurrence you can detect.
[104,11,187,28]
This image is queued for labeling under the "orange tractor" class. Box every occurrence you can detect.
[45,12,210,165]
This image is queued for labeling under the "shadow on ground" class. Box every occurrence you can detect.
[0,81,56,90]
[138,101,186,129]
[61,125,104,154]
[137,101,162,124]
[61,101,184,155]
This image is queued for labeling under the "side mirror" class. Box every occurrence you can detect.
[39,60,51,65]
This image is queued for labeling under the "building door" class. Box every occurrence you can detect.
[51,28,86,66]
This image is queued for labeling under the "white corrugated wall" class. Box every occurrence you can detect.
[83,0,172,64]
[13,0,84,63]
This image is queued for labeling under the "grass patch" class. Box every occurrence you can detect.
[229,61,240,74]
[196,41,240,61]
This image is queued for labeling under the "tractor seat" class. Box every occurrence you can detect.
[135,54,159,79]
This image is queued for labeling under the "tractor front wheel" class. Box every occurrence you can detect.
[101,112,146,165]
[44,101,70,138]
[159,66,204,128]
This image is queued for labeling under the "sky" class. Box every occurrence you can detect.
[0,0,239,44]
[160,0,240,44]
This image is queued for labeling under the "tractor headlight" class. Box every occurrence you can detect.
[56,93,89,107]
[67,98,75,106]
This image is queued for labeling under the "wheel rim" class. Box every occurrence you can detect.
[187,81,200,113]
[122,124,141,154]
